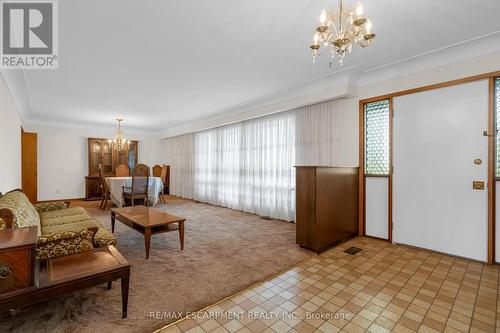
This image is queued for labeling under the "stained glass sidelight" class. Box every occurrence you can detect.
[365,100,390,175]
[496,78,500,176]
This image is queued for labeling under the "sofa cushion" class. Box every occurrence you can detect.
[36,228,95,260]
[40,207,90,227]
[42,219,117,248]
[33,201,69,214]
[0,190,41,236]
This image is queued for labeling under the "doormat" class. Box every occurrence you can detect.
[344,246,362,255]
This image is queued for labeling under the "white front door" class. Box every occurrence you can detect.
[392,80,489,261]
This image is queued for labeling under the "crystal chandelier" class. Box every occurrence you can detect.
[109,119,130,151]
[310,0,375,65]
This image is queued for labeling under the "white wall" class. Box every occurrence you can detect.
[365,178,389,239]
[0,74,22,194]
[23,123,164,201]
[333,98,358,167]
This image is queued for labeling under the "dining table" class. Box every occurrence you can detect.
[105,176,163,208]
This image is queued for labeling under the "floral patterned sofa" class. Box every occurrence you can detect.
[0,189,116,260]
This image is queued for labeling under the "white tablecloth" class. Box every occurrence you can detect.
[105,176,163,207]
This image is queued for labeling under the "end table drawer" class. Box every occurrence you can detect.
[0,249,32,294]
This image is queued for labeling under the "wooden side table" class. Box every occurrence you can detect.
[0,245,131,318]
[0,226,37,297]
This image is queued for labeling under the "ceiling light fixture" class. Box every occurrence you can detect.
[109,119,130,151]
[310,0,375,65]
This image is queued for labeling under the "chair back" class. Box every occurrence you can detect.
[162,165,170,185]
[133,164,150,177]
[98,164,109,193]
[131,175,149,196]
[152,165,162,177]
[116,164,130,177]
[160,165,167,184]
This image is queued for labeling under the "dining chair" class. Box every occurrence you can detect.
[123,166,150,206]
[133,163,150,177]
[162,164,170,195]
[158,165,168,204]
[116,164,130,177]
[152,164,162,178]
[98,164,112,210]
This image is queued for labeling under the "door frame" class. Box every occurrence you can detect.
[358,70,500,264]
[21,129,38,203]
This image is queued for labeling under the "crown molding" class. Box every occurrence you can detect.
[0,69,32,124]
[160,70,357,138]
[358,31,500,87]
[23,117,162,139]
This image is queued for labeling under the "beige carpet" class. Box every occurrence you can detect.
[0,196,313,333]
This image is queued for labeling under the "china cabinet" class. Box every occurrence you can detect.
[85,138,138,200]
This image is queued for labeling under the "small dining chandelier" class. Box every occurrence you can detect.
[109,119,130,151]
[310,0,375,65]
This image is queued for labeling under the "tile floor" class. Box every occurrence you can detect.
[157,237,499,333]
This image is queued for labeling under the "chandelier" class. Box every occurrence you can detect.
[310,0,375,65]
[109,119,130,151]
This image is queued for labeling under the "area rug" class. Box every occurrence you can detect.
[0,196,313,333]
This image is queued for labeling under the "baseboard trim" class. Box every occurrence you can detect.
[394,241,487,264]
[36,197,85,203]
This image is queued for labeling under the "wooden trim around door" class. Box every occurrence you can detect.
[359,99,392,241]
[359,71,499,264]
[488,78,496,264]
[360,70,500,104]
[21,131,37,203]
[388,97,394,244]
[358,101,365,236]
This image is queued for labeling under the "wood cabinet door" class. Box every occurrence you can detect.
[128,141,138,169]
[85,177,102,200]
[88,139,103,176]
[114,148,128,168]
[101,140,113,174]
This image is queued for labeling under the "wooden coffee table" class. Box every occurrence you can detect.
[111,206,186,259]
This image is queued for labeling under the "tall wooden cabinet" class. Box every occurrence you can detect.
[295,166,358,253]
[85,138,138,200]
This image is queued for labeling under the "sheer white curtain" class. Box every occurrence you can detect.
[193,112,296,220]
[165,98,347,221]
[164,133,194,199]
[296,99,345,166]
[194,124,242,208]
[239,112,295,220]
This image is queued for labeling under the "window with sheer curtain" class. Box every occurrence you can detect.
[165,99,349,221]
[194,112,296,221]
[164,133,194,199]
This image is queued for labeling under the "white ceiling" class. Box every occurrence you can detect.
[15,0,500,133]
